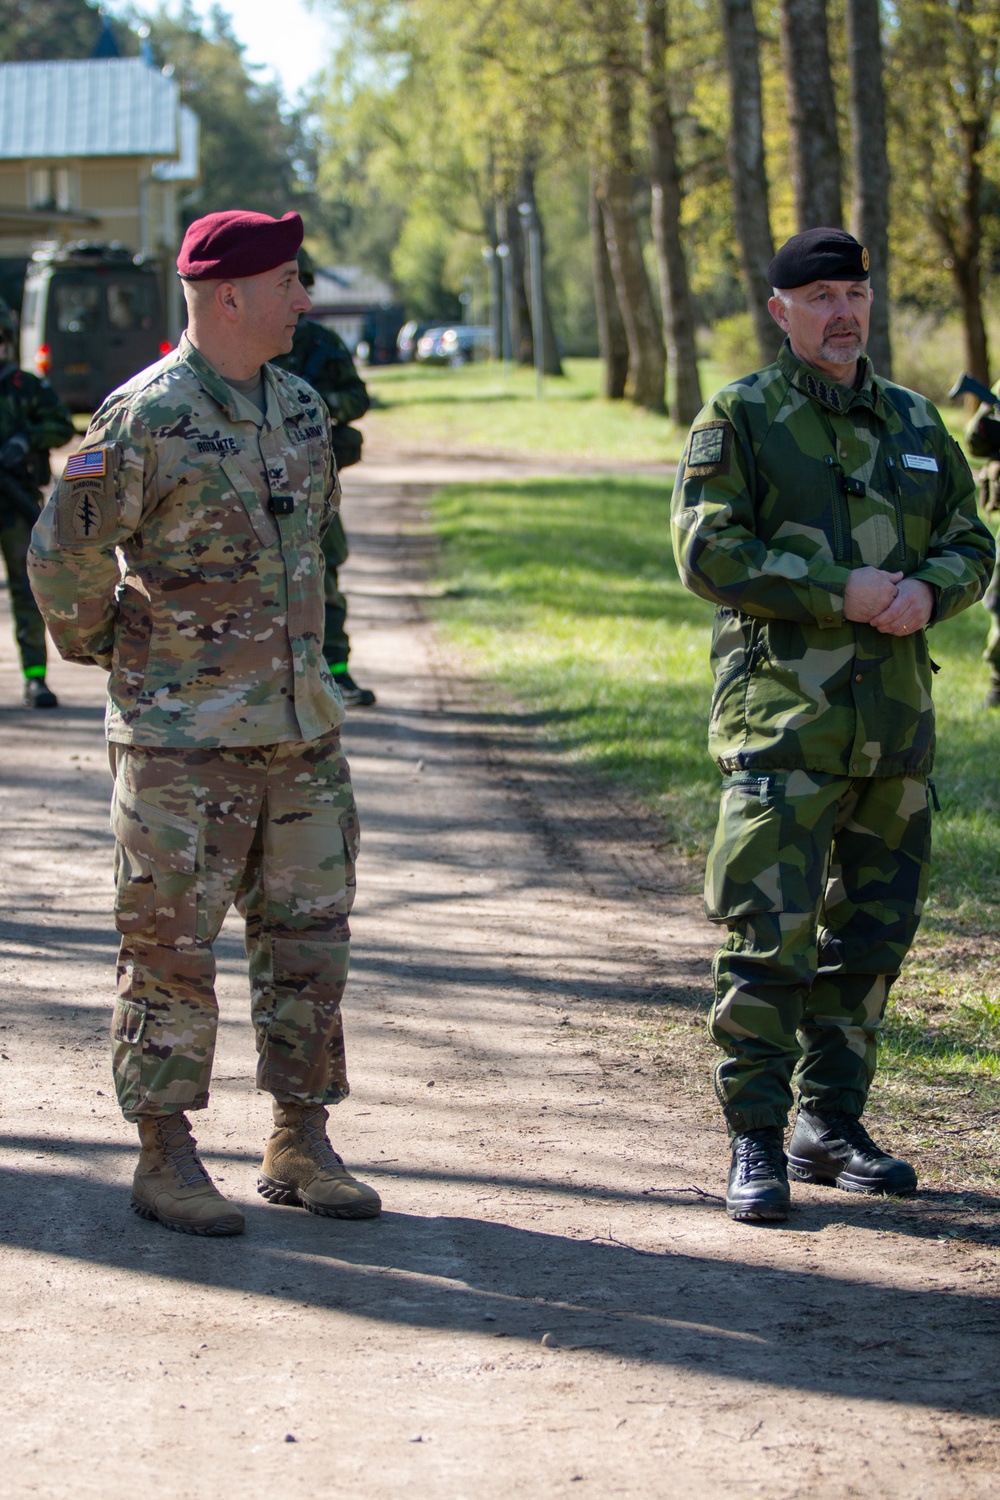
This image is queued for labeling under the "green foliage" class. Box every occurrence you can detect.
[140,3,312,225]
[0,0,126,60]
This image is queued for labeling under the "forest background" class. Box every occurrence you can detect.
[7,0,1000,415]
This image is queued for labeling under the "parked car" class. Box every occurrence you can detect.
[415,325,492,366]
[396,319,433,361]
[19,241,169,412]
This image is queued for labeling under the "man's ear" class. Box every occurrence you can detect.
[768,294,789,332]
[215,281,242,323]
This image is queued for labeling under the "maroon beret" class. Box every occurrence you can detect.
[177,210,304,280]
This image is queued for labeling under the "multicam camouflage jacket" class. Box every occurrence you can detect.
[28,335,345,748]
[671,340,995,778]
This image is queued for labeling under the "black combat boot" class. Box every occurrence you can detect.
[726,1126,790,1222]
[23,677,58,708]
[787,1107,917,1195]
[334,670,376,708]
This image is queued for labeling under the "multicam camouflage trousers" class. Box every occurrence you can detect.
[108,732,359,1122]
[705,770,931,1133]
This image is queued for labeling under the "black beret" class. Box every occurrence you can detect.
[178,210,303,280]
[767,228,870,289]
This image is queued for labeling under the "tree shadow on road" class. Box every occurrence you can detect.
[0,1146,998,1421]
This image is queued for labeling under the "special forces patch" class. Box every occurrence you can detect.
[685,421,733,478]
[56,443,120,546]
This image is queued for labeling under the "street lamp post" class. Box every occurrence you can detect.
[518,201,544,399]
[495,241,512,372]
[481,244,499,362]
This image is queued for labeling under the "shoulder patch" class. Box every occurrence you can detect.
[685,421,733,478]
[56,443,120,546]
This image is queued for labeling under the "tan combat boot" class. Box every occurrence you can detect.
[258,1101,382,1219]
[132,1112,245,1237]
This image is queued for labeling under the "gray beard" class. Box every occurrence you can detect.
[820,331,864,365]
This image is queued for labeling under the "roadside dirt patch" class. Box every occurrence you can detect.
[0,449,997,1498]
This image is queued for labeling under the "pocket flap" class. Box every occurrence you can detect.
[221,454,279,548]
[111,997,146,1045]
[111,783,198,874]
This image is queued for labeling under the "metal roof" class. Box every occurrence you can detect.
[152,105,199,183]
[0,59,181,160]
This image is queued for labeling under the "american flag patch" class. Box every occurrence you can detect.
[64,449,107,479]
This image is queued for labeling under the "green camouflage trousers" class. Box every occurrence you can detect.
[705,770,931,1133]
[109,732,359,1121]
[1,507,47,674]
[983,549,1000,679]
[322,516,350,668]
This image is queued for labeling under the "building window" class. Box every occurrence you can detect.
[29,166,77,211]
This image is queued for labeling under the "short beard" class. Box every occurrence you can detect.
[820,330,864,365]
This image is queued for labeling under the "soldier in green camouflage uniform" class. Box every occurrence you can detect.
[0,297,74,707]
[963,387,1000,705]
[671,228,994,1223]
[28,209,381,1237]
[273,251,376,707]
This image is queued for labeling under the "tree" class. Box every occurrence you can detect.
[719,0,780,363]
[779,0,843,229]
[589,175,629,396]
[146,5,312,226]
[845,0,891,375]
[0,0,122,60]
[643,0,702,422]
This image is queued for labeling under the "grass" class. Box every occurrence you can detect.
[365,357,705,465]
[365,352,977,463]
[423,454,1000,1192]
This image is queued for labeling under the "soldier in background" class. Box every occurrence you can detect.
[273,249,376,708]
[963,392,1000,705]
[0,298,74,707]
[672,228,993,1224]
[29,210,381,1237]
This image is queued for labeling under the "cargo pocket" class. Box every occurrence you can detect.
[110,996,146,1117]
[705,773,784,922]
[338,803,360,915]
[110,782,200,947]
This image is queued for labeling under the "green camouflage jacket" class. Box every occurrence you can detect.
[28,335,345,748]
[0,361,75,496]
[273,320,370,425]
[671,340,994,777]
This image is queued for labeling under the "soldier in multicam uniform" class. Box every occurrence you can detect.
[671,228,994,1224]
[273,249,376,707]
[963,392,1000,706]
[28,210,381,1237]
[0,297,74,707]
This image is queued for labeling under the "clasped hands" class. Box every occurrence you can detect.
[843,566,934,635]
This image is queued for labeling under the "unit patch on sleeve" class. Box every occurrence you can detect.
[56,443,120,546]
[685,421,734,478]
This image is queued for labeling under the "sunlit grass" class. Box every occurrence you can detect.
[426,469,1000,1183]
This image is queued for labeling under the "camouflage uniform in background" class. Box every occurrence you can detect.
[963,385,1000,702]
[273,319,369,673]
[28,334,357,1122]
[0,341,74,695]
[672,338,994,1133]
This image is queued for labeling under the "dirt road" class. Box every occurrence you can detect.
[1,452,998,1498]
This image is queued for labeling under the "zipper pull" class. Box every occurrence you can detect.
[927,777,941,813]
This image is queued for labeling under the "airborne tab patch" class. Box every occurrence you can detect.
[685,421,733,478]
[56,443,119,547]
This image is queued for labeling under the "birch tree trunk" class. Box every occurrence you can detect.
[779,0,844,229]
[643,0,702,423]
[719,0,781,364]
[590,174,629,399]
[846,0,892,375]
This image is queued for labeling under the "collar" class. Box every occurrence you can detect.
[776,338,887,420]
[178,334,294,430]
